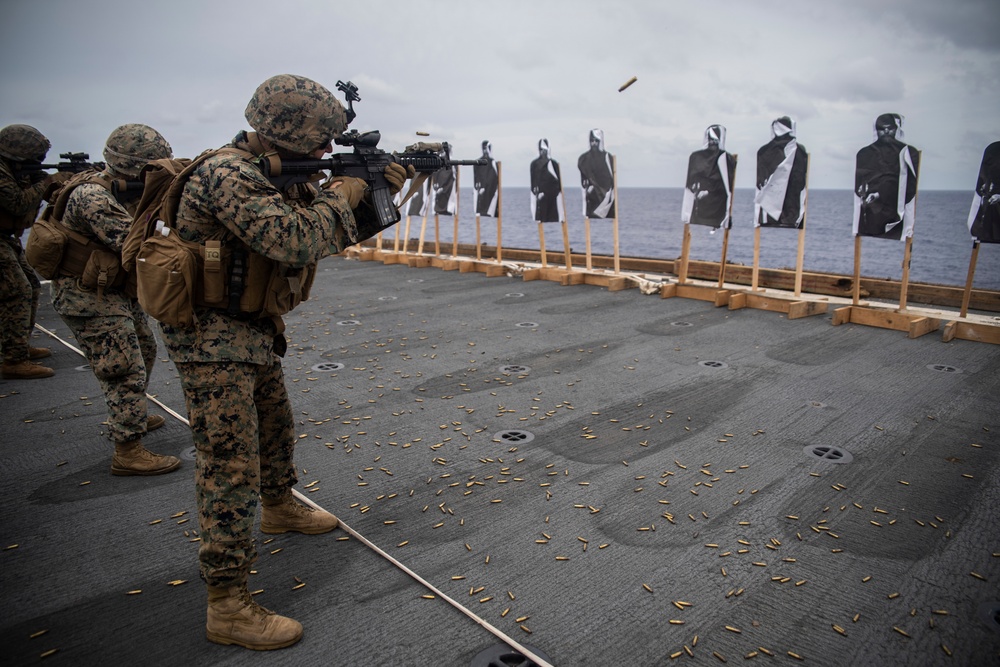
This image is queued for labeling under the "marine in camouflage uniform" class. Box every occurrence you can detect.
[156,74,412,650]
[0,124,70,379]
[51,124,179,475]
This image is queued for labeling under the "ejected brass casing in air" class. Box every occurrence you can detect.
[618,76,638,92]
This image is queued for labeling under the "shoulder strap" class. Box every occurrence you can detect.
[44,170,109,224]
[162,147,254,227]
[131,156,196,231]
[121,148,255,273]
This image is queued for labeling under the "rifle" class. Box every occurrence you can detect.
[256,132,485,228]
[254,80,486,229]
[18,152,106,176]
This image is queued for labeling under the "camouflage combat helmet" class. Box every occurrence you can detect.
[103,124,172,179]
[0,124,51,162]
[244,74,347,155]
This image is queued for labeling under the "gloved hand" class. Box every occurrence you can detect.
[325,176,368,209]
[384,162,415,196]
[41,171,73,201]
[47,171,73,185]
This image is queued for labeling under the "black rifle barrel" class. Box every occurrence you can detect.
[396,156,487,170]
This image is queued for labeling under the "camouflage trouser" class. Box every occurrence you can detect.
[0,236,41,361]
[174,358,298,588]
[61,303,157,443]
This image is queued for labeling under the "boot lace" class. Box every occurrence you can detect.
[239,589,275,618]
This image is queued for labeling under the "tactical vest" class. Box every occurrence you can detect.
[28,171,127,297]
[125,138,317,327]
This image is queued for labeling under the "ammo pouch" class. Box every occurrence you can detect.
[199,242,316,317]
[74,245,125,300]
[135,223,316,328]
[25,216,68,279]
[26,216,124,299]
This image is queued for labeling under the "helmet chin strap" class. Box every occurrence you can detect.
[247,132,270,155]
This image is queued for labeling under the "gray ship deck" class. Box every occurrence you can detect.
[2,254,998,666]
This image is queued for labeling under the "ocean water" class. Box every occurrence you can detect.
[395,187,1000,291]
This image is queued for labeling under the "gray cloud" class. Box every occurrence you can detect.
[1,0,998,190]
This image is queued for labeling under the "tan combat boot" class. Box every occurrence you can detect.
[111,440,181,476]
[146,414,166,432]
[206,585,303,650]
[28,347,51,360]
[261,493,339,535]
[1,359,55,379]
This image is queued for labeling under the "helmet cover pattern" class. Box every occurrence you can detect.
[103,124,173,178]
[0,124,51,162]
[244,74,347,155]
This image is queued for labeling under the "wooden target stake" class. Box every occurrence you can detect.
[751,226,762,292]
[898,165,921,312]
[433,213,440,256]
[717,153,738,288]
[417,211,428,255]
[452,167,460,257]
[794,154,811,296]
[898,235,914,312]
[559,180,572,270]
[538,222,548,268]
[495,161,504,263]
[960,240,980,318]
[678,223,692,284]
[611,155,621,274]
[852,235,863,305]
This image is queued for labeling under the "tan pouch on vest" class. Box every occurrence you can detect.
[134,228,199,327]
[202,240,225,304]
[80,249,123,300]
[24,217,67,280]
[263,263,316,316]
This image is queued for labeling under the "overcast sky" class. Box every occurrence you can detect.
[2,0,998,190]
